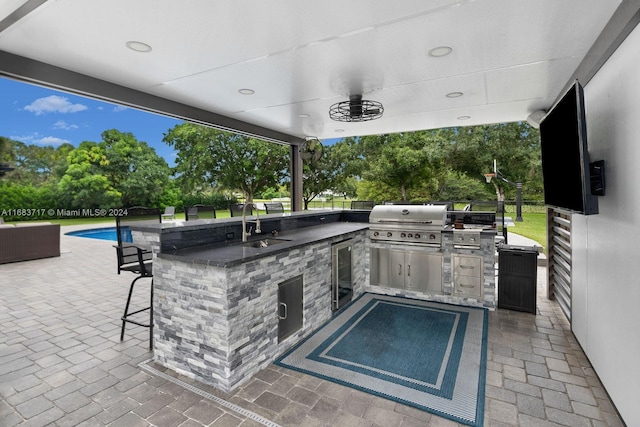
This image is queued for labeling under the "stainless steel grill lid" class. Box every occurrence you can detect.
[369,205,447,229]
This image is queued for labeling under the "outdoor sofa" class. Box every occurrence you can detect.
[0,222,61,264]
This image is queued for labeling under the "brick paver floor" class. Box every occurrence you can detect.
[0,225,625,426]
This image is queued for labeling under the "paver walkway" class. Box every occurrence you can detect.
[0,225,625,426]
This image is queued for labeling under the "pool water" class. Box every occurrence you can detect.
[66,226,132,242]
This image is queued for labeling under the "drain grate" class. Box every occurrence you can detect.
[138,360,281,427]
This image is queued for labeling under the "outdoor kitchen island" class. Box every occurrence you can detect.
[139,208,496,393]
[149,210,370,392]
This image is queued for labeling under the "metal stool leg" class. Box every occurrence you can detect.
[120,275,152,347]
[120,276,137,341]
[149,279,153,350]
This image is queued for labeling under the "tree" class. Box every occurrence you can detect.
[359,133,434,201]
[57,141,121,208]
[334,123,540,203]
[100,129,173,207]
[0,136,16,179]
[10,142,74,184]
[57,130,173,208]
[302,144,357,209]
[438,122,542,201]
[164,123,289,202]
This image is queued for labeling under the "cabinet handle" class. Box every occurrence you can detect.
[460,284,475,288]
[460,265,475,270]
[278,302,288,320]
[398,264,402,276]
[407,264,411,276]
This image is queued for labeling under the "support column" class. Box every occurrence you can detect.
[290,144,303,212]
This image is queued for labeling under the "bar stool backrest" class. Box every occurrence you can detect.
[186,204,216,221]
[114,207,160,275]
[264,202,284,214]
[229,203,251,217]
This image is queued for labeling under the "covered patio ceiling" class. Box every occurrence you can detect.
[1,0,638,146]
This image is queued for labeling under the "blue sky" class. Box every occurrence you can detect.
[0,77,183,166]
[1,77,342,167]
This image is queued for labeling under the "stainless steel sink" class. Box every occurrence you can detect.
[243,238,290,248]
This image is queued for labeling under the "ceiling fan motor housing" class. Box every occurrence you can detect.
[349,95,364,117]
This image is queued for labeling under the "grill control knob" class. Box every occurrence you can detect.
[414,233,421,239]
[373,231,379,237]
[429,234,436,240]
[386,232,393,237]
[400,232,406,238]
[407,233,413,238]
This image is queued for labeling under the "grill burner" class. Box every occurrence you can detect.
[453,229,483,249]
[369,205,447,246]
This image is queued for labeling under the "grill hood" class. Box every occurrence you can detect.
[369,205,448,229]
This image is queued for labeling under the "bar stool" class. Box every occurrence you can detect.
[113,207,160,349]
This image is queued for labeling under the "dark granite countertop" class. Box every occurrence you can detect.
[157,222,369,267]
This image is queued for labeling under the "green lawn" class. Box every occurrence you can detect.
[509,213,547,251]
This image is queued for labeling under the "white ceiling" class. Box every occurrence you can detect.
[0,0,629,143]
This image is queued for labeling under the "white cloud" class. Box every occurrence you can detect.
[53,120,79,130]
[24,95,88,115]
[10,133,70,146]
[37,136,70,146]
[112,105,127,112]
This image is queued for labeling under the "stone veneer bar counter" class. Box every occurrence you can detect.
[129,210,496,392]
[141,210,370,392]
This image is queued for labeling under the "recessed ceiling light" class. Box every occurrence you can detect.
[428,46,453,58]
[126,41,152,53]
[298,113,310,118]
[446,92,463,98]
[238,88,255,95]
[457,115,471,120]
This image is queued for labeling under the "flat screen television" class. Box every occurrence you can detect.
[539,81,599,215]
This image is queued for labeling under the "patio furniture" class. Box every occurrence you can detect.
[185,206,198,220]
[185,204,216,221]
[161,206,175,221]
[229,203,251,217]
[0,222,60,264]
[114,207,160,349]
[264,202,284,214]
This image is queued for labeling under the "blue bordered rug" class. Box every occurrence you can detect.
[275,293,487,426]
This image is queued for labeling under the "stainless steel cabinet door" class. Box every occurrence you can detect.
[370,248,403,288]
[278,275,303,342]
[388,250,405,289]
[405,252,443,292]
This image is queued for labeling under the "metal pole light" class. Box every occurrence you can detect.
[515,182,523,222]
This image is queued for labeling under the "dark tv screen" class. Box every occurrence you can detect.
[539,81,598,215]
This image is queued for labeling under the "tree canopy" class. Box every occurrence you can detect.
[0,120,542,218]
[163,123,289,202]
[57,130,173,208]
[332,122,541,203]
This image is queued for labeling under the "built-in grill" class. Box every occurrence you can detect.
[369,205,448,247]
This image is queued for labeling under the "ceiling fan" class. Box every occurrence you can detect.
[329,94,384,122]
[300,138,323,162]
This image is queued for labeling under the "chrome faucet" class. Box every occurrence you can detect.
[241,202,261,242]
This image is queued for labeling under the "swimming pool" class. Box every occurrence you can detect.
[65,226,132,242]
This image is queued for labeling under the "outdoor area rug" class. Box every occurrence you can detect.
[275,293,488,426]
